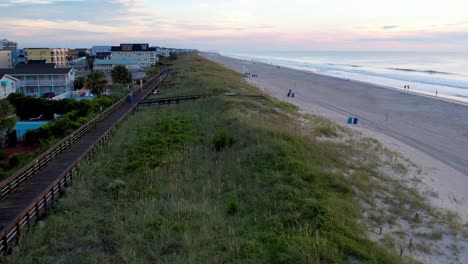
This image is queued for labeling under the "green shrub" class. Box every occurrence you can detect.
[8,154,20,168]
[212,128,235,151]
[6,93,83,120]
[89,96,114,113]
[0,150,8,160]
[7,130,17,148]
[24,130,38,147]
[226,197,239,215]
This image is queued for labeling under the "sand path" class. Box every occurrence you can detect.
[202,52,468,220]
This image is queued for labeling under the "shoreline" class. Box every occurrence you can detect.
[221,53,468,106]
[201,52,468,222]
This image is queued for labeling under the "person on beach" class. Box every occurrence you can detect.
[436,90,438,96]
[404,85,407,90]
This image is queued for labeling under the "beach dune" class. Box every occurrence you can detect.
[202,52,468,220]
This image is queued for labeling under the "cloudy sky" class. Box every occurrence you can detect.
[1,0,468,51]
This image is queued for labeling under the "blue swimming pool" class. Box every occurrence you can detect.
[14,121,49,139]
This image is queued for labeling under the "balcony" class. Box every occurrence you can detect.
[17,80,69,87]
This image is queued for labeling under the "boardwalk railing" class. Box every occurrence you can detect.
[0,94,124,200]
[0,73,168,201]
[0,72,168,255]
[138,94,265,107]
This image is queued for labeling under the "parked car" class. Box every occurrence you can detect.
[41,92,55,99]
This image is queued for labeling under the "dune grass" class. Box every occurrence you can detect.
[2,54,405,263]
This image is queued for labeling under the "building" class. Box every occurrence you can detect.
[11,49,27,67]
[90,46,111,55]
[0,64,75,97]
[110,43,157,68]
[0,51,13,69]
[24,48,69,68]
[68,57,88,70]
[0,39,17,51]
[93,59,141,72]
[67,48,88,60]
[0,74,18,99]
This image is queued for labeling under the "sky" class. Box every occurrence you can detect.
[0,0,468,51]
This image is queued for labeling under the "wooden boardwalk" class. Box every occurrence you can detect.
[138,94,265,107]
[0,74,166,254]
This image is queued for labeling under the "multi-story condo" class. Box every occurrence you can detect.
[24,48,69,68]
[0,39,17,51]
[90,46,111,56]
[0,63,75,97]
[11,49,27,67]
[0,74,18,99]
[0,51,13,69]
[110,43,157,68]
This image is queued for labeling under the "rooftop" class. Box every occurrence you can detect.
[0,64,73,75]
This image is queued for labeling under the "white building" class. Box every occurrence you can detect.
[0,64,75,97]
[93,59,141,72]
[0,74,18,99]
[110,43,157,68]
[0,39,17,51]
[0,51,13,69]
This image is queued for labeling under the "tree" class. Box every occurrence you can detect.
[168,52,178,60]
[74,76,86,90]
[85,71,108,96]
[86,57,95,71]
[0,100,17,149]
[111,65,132,86]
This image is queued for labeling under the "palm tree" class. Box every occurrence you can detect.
[111,65,132,86]
[85,71,108,95]
[0,100,17,149]
[74,76,86,90]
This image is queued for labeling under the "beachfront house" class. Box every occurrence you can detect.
[0,74,18,99]
[0,63,75,97]
[93,59,141,72]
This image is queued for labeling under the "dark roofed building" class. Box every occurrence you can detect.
[111,43,156,52]
[110,43,158,68]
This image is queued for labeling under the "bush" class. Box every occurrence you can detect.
[226,197,239,215]
[89,96,114,113]
[7,130,17,148]
[0,150,8,160]
[6,93,84,120]
[24,130,38,147]
[212,128,235,151]
[9,154,20,168]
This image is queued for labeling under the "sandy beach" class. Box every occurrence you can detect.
[202,52,468,221]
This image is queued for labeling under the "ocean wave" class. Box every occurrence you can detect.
[388,68,452,75]
[328,63,361,68]
[221,52,468,91]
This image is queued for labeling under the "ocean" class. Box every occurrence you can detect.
[220,51,468,100]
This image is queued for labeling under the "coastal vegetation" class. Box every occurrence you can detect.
[2,54,466,263]
[0,100,17,149]
[111,65,132,86]
[85,70,108,95]
[0,86,126,181]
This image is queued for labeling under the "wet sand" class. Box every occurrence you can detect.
[202,52,468,220]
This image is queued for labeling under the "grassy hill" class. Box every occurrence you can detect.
[3,54,406,263]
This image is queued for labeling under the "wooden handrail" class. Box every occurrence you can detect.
[0,72,167,255]
[0,74,163,200]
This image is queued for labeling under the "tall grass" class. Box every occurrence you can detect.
[3,54,403,263]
